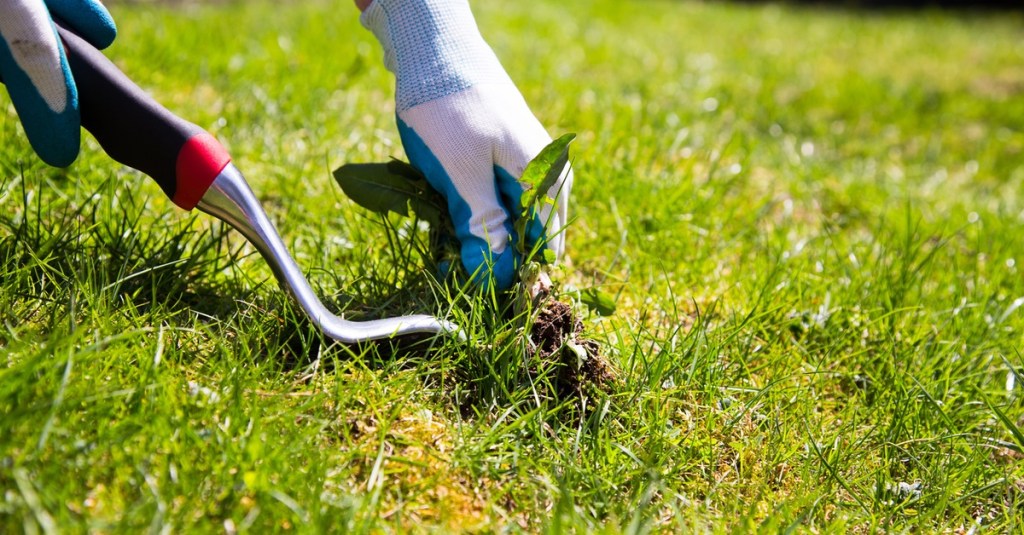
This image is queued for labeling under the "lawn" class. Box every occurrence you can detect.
[2,0,1024,532]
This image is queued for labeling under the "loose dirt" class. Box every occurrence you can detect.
[528,298,615,403]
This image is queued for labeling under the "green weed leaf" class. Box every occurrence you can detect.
[580,288,616,316]
[332,161,447,227]
[519,133,576,215]
[515,133,575,257]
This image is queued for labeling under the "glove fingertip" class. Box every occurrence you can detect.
[29,106,81,167]
[462,246,517,292]
[491,251,517,291]
[0,56,81,167]
[48,0,117,49]
[91,20,117,50]
[35,134,80,168]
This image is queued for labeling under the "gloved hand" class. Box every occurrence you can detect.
[0,0,116,167]
[360,0,572,291]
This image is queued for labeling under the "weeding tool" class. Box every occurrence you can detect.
[43,24,461,343]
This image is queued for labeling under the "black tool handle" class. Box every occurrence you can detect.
[58,24,230,210]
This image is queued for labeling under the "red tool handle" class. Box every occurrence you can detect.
[57,24,230,210]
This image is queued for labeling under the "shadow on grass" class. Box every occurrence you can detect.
[0,172,320,360]
[0,170,591,420]
[0,171,463,371]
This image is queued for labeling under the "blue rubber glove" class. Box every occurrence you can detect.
[361,0,572,291]
[0,0,117,167]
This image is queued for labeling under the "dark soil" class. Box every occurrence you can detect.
[528,299,615,403]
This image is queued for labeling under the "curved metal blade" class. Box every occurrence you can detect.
[197,163,463,344]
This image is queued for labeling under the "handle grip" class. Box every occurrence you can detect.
[57,24,230,210]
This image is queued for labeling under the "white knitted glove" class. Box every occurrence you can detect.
[0,0,117,166]
[361,0,571,290]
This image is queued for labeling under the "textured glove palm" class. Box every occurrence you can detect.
[361,0,572,291]
[0,0,117,167]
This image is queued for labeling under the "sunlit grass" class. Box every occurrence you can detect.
[1,0,1023,531]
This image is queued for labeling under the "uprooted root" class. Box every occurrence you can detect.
[527,299,615,404]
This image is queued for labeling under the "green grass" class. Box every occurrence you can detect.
[2,0,1024,531]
